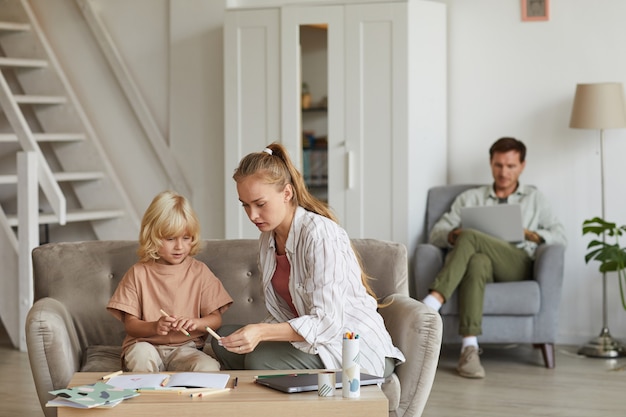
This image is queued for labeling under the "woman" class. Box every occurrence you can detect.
[213,143,404,377]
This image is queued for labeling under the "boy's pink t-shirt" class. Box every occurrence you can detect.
[107,256,233,354]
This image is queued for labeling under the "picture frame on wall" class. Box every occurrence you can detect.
[521,0,550,22]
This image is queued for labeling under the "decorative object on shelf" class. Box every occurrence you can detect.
[301,82,311,110]
[570,82,626,358]
[521,0,550,22]
[318,95,328,109]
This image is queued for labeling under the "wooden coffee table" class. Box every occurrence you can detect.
[58,370,388,417]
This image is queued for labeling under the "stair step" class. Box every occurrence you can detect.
[0,133,86,143]
[54,171,104,181]
[6,209,126,227]
[0,171,104,184]
[0,174,17,185]
[14,95,67,105]
[0,57,47,68]
[0,22,31,32]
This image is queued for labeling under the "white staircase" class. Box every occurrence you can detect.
[0,0,141,351]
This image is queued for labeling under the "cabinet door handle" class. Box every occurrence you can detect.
[346,151,354,190]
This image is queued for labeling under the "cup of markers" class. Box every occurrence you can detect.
[342,332,360,398]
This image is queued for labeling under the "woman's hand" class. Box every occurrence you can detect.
[219,324,263,354]
[219,322,304,354]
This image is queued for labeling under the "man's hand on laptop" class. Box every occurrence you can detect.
[524,229,543,244]
[448,228,462,246]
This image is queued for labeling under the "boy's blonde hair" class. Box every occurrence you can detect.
[137,190,201,262]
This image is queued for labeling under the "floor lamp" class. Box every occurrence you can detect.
[569,82,626,358]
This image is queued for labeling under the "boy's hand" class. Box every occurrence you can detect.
[158,309,193,336]
[172,317,197,333]
[156,315,176,336]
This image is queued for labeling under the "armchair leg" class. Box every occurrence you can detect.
[533,343,555,368]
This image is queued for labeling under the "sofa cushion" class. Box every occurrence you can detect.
[80,345,122,372]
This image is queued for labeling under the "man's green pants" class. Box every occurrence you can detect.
[430,229,532,336]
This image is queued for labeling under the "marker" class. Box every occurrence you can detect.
[205,326,221,340]
[137,388,181,394]
[233,377,238,389]
[159,309,191,337]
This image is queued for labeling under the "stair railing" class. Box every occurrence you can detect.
[17,151,39,351]
[0,69,67,226]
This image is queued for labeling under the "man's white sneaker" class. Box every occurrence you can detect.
[457,346,485,378]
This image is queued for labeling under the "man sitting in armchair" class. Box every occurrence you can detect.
[421,137,567,379]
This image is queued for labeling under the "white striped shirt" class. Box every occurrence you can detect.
[259,207,405,376]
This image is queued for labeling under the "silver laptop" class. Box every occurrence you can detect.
[254,372,385,394]
[459,204,524,243]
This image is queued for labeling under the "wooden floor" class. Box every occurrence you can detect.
[425,343,625,417]
[2,322,624,417]
[0,325,45,417]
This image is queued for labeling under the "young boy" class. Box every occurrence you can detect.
[107,190,233,372]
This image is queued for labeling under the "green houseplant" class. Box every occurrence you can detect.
[583,216,626,310]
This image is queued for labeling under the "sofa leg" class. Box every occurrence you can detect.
[533,343,555,368]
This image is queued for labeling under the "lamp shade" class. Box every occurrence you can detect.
[569,82,626,129]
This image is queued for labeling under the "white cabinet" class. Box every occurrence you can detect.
[224,0,446,256]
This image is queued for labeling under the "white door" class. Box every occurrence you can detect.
[344,1,447,253]
[224,9,280,238]
[280,5,346,224]
[345,3,406,241]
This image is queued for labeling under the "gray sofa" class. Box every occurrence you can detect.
[412,184,566,368]
[27,239,442,417]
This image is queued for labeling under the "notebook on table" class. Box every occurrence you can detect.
[254,372,385,393]
[459,204,524,243]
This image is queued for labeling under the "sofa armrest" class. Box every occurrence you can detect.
[532,243,566,342]
[380,294,442,417]
[26,297,83,417]
[412,243,444,299]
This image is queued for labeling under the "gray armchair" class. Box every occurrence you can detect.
[412,184,566,368]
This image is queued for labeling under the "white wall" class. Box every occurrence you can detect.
[29,0,626,344]
[31,0,226,238]
[439,0,626,344]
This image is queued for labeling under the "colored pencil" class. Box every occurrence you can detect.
[189,388,231,397]
[205,326,221,340]
[101,370,123,380]
[159,308,191,337]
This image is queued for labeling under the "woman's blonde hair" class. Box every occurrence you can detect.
[233,143,379,301]
[233,142,337,221]
[137,190,202,262]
